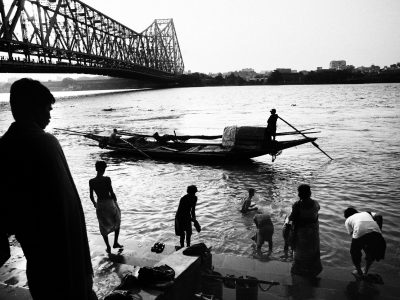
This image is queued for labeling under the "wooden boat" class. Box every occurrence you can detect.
[56,126,319,162]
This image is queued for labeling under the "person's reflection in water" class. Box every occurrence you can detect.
[89,161,123,254]
[0,78,97,300]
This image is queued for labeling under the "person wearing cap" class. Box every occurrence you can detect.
[266,108,278,142]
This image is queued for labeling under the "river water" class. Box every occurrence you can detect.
[1,84,399,277]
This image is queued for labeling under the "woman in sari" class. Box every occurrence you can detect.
[90,161,122,253]
[289,184,322,277]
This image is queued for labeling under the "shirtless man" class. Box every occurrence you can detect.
[90,161,123,254]
[241,188,258,213]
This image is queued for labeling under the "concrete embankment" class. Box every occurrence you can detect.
[1,237,399,299]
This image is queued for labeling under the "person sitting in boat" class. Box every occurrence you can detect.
[153,132,176,144]
[89,161,123,254]
[266,108,278,142]
[241,188,258,213]
[109,128,120,143]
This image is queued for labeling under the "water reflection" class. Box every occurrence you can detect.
[1,84,399,277]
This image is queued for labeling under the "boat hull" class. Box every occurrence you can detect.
[97,137,317,161]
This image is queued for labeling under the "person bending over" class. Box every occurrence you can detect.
[241,188,258,213]
[344,207,386,277]
[253,211,274,253]
[175,185,198,248]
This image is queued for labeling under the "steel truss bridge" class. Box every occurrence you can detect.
[0,0,184,82]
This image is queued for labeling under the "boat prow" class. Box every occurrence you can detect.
[275,137,317,152]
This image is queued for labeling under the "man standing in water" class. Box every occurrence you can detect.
[0,78,97,300]
[344,207,386,277]
[90,161,123,254]
[266,108,278,142]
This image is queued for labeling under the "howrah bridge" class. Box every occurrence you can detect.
[0,0,184,82]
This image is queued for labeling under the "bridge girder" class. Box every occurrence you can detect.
[0,0,184,81]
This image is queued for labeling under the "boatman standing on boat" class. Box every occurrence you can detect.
[266,108,278,142]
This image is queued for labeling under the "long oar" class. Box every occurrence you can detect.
[120,138,152,159]
[54,128,92,136]
[278,116,333,160]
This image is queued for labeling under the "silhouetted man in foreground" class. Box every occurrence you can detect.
[0,78,97,300]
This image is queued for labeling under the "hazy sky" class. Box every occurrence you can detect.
[1,0,400,80]
[85,0,400,73]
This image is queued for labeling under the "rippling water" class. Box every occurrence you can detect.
[1,84,399,277]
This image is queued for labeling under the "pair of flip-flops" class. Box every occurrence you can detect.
[151,242,165,253]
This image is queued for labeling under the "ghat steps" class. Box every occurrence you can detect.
[1,238,399,299]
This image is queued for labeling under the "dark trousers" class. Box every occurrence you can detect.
[350,231,386,266]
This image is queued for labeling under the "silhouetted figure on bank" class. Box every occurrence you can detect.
[175,185,198,248]
[289,184,322,277]
[253,211,274,253]
[0,78,97,300]
[90,161,122,254]
[241,188,258,213]
[266,108,278,142]
[344,207,386,277]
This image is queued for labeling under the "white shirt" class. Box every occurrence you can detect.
[345,212,381,239]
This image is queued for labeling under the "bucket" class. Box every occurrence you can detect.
[201,271,223,300]
[235,276,258,300]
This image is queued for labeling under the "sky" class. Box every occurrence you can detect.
[1,0,400,80]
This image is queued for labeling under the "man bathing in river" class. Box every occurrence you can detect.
[344,207,386,277]
[241,188,258,213]
[253,210,274,253]
[90,161,123,254]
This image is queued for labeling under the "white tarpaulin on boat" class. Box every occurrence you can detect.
[222,126,238,147]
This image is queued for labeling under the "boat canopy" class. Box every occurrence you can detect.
[222,126,266,150]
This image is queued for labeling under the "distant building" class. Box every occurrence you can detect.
[330,60,346,70]
[275,68,292,74]
[241,68,255,72]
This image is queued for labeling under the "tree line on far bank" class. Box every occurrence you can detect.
[177,69,400,87]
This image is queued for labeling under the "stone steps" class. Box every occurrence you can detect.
[1,238,400,300]
[210,253,400,300]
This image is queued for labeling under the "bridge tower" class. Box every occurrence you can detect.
[0,0,184,82]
